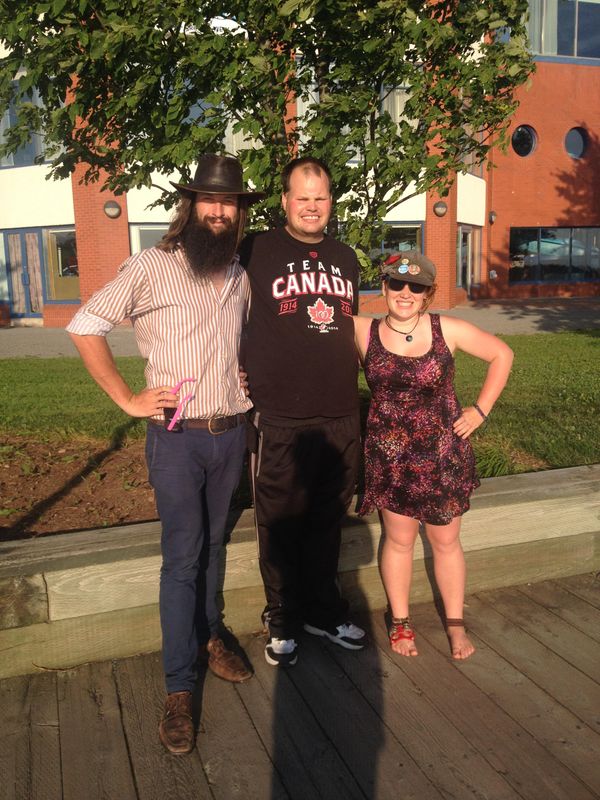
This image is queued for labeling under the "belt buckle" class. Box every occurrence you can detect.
[208,416,227,435]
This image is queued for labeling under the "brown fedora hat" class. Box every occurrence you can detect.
[170,154,265,204]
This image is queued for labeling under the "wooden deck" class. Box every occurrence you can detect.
[2,572,599,800]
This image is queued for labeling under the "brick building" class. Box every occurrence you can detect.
[1,5,599,327]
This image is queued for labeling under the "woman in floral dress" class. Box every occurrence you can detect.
[354,251,513,659]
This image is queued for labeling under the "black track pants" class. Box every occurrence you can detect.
[249,412,360,639]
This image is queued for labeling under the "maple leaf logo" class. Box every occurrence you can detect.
[307,297,334,325]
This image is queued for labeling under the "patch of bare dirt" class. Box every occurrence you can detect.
[0,434,158,540]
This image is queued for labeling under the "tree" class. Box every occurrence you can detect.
[0,0,533,274]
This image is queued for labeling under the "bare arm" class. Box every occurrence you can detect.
[69,333,178,418]
[440,317,514,439]
[353,315,373,364]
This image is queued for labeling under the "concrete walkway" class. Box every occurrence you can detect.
[0,296,598,358]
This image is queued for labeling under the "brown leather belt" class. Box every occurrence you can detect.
[151,413,246,434]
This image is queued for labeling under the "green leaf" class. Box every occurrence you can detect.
[363,38,382,53]
[278,0,303,17]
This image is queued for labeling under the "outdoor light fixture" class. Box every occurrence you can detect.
[489,210,497,225]
[433,200,448,218]
[103,201,122,219]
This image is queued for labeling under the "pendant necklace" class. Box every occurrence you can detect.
[384,313,421,342]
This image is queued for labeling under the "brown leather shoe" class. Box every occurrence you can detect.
[158,691,194,755]
[205,636,252,683]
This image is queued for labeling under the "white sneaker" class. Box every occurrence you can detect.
[264,637,298,667]
[303,621,366,650]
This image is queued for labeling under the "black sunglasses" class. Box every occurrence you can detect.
[384,277,427,294]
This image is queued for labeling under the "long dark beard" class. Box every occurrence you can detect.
[180,215,238,278]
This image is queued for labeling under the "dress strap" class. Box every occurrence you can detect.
[429,313,453,357]
[429,313,442,341]
[367,317,378,351]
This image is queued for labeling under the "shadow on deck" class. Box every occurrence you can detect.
[2,572,599,800]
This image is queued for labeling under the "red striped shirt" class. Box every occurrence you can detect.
[66,247,252,419]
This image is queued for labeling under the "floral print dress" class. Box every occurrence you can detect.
[359,314,480,525]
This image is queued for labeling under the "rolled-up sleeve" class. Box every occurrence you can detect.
[66,256,152,336]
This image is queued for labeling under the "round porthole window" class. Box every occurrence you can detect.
[511,125,537,157]
[565,127,587,159]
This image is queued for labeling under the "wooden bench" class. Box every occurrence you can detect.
[1,464,598,679]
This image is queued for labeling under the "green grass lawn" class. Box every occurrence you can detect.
[1,330,599,478]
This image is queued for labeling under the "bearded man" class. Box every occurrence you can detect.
[67,154,264,756]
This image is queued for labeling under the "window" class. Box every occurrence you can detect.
[359,225,423,290]
[44,229,79,301]
[459,124,485,178]
[528,0,600,59]
[0,85,45,168]
[130,225,169,254]
[564,126,588,158]
[509,226,600,282]
[384,225,422,254]
[511,125,537,157]
[456,226,482,290]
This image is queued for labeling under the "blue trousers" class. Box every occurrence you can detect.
[145,422,246,693]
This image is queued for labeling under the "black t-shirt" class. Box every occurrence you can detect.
[240,227,360,419]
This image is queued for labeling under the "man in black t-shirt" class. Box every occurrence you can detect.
[240,157,366,667]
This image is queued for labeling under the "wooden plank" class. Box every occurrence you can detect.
[0,604,161,680]
[468,463,600,507]
[287,634,445,799]
[463,532,599,594]
[114,651,214,800]
[47,555,161,620]
[29,673,62,800]
[517,578,600,643]
[558,572,600,609]
[57,660,137,800]
[457,494,600,553]
[199,656,289,800]
[411,602,600,797]
[369,612,598,800]
[0,575,48,629]
[482,586,600,683]
[0,521,163,578]
[0,508,252,578]
[324,615,519,800]
[234,632,363,800]
[0,674,35,800]
[221,584,266,635]
[0,672,63,800]
[465,594,600,734]
[338,565,389,611]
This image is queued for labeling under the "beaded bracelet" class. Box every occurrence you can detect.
[473,402,488,422]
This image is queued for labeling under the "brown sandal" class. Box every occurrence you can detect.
[389,617,415,646]
[445,618,466,631]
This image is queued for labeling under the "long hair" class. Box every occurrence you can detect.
[157,196,194,252]
[157,194,249,252]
